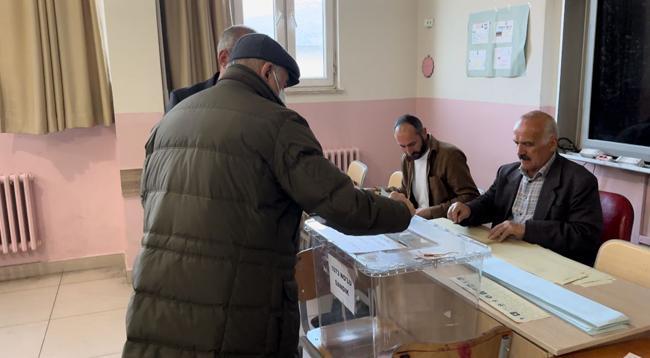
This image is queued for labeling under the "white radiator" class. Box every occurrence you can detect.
[0,174,38,254]
[323,148,359,172]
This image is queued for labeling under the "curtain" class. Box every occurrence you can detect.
[0,0,114,134]
[158,0,232,98]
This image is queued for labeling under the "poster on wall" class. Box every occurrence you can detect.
[466,4,529,77]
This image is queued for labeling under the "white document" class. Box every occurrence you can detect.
[328,254,356,313]
[471,21,490,44]
[468,50,487,71]
[483,257,629,335]
[305,219,403,254]
[451,275,549,323]
[494,47,512,70]
[495,20,514,43]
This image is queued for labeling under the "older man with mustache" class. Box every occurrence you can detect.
[447,110,603,266]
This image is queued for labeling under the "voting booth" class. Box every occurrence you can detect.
[303,217,492,357]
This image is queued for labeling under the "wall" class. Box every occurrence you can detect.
[0,127,125,267]
[289,0,418,187]
[415,0,649,243]
[102,0,165,270]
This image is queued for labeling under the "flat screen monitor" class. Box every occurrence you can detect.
[581,0,650,161]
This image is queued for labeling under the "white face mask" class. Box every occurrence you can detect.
[272,69,286,103]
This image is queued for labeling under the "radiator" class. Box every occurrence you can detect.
[323,148,359,172]
[0,174,38,254]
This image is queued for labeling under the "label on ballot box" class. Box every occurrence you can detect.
[328,254,356,313]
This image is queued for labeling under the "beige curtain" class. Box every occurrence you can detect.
[0,0,113,134]
[159,0,232,94]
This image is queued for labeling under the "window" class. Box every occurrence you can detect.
[233,0,337,89]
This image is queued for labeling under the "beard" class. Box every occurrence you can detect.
[407,135,429,161]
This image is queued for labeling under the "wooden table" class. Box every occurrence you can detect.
[303,268,650,357]
[478,277,650,356]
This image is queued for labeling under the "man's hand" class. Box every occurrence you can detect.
[488,220,525,242]
[447,202,471,223]
[389,192,416,216]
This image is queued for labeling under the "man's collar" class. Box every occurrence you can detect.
[219,64,284,106]
[426,135,439,154]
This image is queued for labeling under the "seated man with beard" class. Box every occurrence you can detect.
[392,114,480,219]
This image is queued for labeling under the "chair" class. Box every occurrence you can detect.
[387,171,402,189]
[346,160,368,187]
[295,248,318,357]
[594,240,650,288]
[599,191,634,243]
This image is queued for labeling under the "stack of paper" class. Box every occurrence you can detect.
[482,257,629,335]
[451,275,550,323]
[431,218,492,244]
[430,218,615,287]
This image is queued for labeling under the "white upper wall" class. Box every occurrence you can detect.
[289,0,418,103]
[416,0,561,107]
[102,0,164,113]
[98,0,562,109]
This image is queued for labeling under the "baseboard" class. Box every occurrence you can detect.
[639,235,650,247]
[0,253,125,282]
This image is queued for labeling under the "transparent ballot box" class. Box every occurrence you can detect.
[302,217,491,357]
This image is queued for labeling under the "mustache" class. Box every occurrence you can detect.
[519,154,530,161]
[406,151,424,161]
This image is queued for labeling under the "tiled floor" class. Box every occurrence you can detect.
[0,268,315,358]
[0,267,130,358]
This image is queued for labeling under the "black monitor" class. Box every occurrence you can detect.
[581,0,650,161]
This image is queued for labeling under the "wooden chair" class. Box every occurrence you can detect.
[387,170,402,189]
[392,326,512,358]
[594,240,650,288]
[346,160,368,187]
[296,249,318,333]
[295,248,318,357]
[599,191,634,243]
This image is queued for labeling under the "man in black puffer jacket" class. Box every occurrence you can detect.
[123,34,414,357]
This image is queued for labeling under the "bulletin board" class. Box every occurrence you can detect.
[466,4,529,77]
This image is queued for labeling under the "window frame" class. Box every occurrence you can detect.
[232,0,338,91]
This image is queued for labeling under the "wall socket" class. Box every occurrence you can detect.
[424,18,434,28]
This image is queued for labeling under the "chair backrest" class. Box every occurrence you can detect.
[392,326,512,358]
[599,191,634,243]
[387,171,403,189]
[295,248,317,302]
[346,160,368,187]
[594,240,650,288]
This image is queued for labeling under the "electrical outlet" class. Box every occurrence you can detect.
[424,18,434,28]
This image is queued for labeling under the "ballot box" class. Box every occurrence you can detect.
[302,216,491,357]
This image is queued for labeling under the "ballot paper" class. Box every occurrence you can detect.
[305,219,403,254]
[451,275,550,323]
[431,218,491,244]
[482,257,629,335]
[431,218,615,287]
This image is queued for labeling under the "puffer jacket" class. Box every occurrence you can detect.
[123,64,412,357]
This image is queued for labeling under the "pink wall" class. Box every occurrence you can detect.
[115,113,163,169]
[415,98,536,190]
[0,126,126,266]
[290,98,416,187]
[114,113,163,269]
